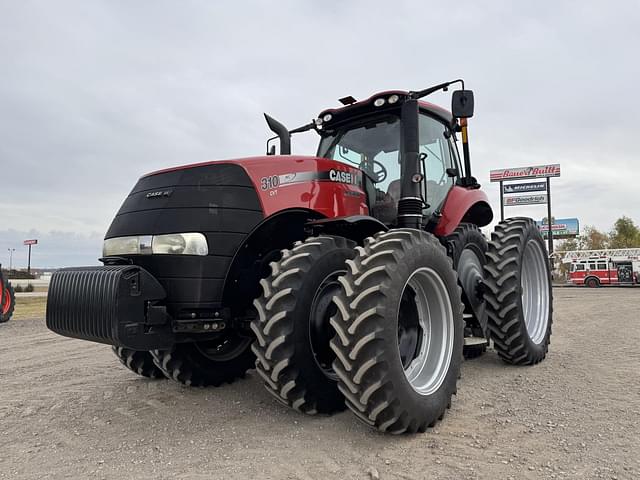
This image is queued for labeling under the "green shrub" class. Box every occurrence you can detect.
[14,284,23,293]
[25,283,34,292]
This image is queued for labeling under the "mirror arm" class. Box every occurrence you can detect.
[289,121,316,134]
[409,79,464,100]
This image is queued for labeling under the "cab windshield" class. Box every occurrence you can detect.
[316,115,400,191]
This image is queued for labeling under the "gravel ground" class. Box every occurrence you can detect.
[0,288,638,480]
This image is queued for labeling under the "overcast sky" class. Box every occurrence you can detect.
[1,1,639,268]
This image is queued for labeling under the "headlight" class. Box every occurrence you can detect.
[103,233,208,256]
[103,236,141,256]
[152,233,208,255]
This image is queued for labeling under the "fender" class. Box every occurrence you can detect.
[434,186,493,237]
[308,215,388,244]
[222,208,324,315]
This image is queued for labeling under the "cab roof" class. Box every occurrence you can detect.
[317,90,454,129]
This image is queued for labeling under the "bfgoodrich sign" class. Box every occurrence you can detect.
[490,164,561,182]
[503,194,548,206]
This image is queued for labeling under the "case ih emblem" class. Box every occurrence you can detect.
[146,190,172,198]
[329,169,357,184]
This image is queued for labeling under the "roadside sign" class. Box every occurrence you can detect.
[23,239,38,246]
[490,164,561,182]
[503,194,548,206]
[536,218,579,239]
[503,181,547,194]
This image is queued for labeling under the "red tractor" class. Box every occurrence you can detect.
[0,264,15,323]
[47,80,553,433]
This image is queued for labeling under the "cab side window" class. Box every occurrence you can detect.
[418,114,456,216]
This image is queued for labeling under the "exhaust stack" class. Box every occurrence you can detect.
[264,114,291,155]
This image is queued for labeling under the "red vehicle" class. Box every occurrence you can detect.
[565,249,640,287]
[0,263,15,323]
[46,81,553,434]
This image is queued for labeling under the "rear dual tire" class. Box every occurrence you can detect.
[484,218,553,365]
[445,223,489,359]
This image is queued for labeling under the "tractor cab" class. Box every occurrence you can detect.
[266,80,483,231]
[315,92,463,226]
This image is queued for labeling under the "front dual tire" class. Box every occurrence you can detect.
[330,230,464,433]
[251,236,356,414]
[253,230,464,434]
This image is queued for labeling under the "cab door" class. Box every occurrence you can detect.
[417,112,458,218]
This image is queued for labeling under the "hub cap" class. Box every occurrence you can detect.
[195,332,252,361]
[521,240,550,344]
[458,248,486,326]
[309,271,344,380]
[398,267,454,396]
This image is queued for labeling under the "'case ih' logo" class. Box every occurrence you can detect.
[329,169,356,184]
[146,190,172,198]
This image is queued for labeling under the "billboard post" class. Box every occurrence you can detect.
[23,239,38,276]
[500,180,504,221]
[547,177,553,257]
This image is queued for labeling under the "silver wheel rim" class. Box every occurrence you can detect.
[521,240,550,344]
[399,267,454,396]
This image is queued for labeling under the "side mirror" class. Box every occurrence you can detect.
[452,90,474,118]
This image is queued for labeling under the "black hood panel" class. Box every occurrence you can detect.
[106,163,262,240]
[103,162,263,310]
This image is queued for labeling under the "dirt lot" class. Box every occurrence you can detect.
[0,288,638,480]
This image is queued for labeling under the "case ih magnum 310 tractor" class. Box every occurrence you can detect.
[47,80,553,434]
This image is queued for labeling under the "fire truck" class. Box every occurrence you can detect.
[563,248,640,287]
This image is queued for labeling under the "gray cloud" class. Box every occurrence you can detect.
[1,1,639,266]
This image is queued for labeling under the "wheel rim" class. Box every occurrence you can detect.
[309,271,344,380]
[194,333,252,362]
[1,288,10,315]
[521,240,550,344]
[397,267,454,396]
[458,248,486,323]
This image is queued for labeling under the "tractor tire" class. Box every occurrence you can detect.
[445,223,489,359]
[484,218,553,365]
[251,236,356,415]
[151,333,254,387]
[112,346,166,379]
[0,282,15,323]
[331,229,464,434]
[585,277,600,288]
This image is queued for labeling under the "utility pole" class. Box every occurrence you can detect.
[7,248,15,271]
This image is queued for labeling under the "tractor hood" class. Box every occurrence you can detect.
[137,155,368,218]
